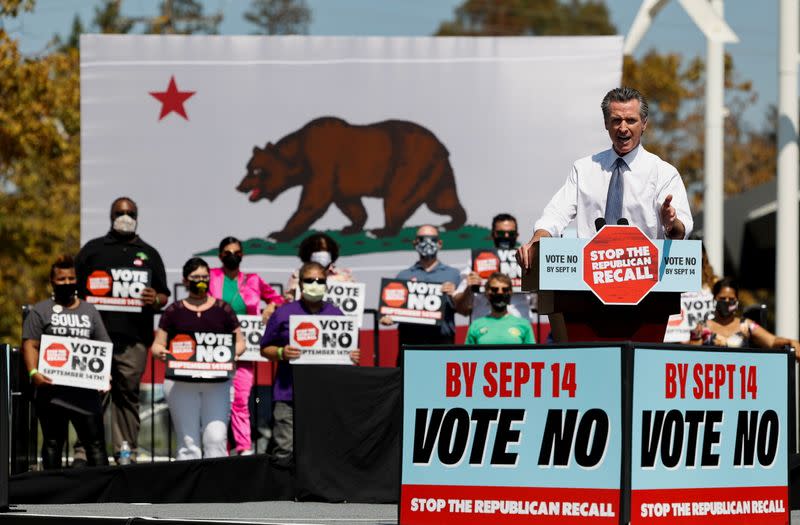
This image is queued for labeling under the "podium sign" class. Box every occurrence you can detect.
[539,227,701,304]
[400,346,623,525]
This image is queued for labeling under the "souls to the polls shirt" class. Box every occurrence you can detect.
[534,144,693,239]
[22,298,111,404]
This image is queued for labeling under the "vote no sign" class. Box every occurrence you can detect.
[401,346,622,525]
[631,347,789,524]
[85,267,152,312]
[38,334,113,390]
[289,315,357,365]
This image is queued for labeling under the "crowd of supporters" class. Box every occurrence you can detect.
[20,196,797,470]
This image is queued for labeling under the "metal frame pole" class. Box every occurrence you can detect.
[1,345,11,511]
[703,0,725,275]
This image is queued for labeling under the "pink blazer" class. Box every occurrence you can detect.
[209,267,284,315]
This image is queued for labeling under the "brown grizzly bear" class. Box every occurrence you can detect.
[236,117,467,242]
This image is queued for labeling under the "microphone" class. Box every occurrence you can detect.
[595,218,606,231]
[617,218,629,225]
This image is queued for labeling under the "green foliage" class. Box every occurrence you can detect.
[148,0,222,35]
[0,29,80,343]
[0,0,33,17]
[93,0,134,34]
[244,0,311,35]
[622,51,773,200]
[436,0,616,36]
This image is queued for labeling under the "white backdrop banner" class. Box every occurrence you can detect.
[80,35,622,311]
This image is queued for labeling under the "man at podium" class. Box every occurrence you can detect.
[517,87,693,270]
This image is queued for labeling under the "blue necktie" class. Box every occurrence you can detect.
[605,157,627,225]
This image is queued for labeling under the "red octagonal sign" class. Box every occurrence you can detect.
[583,225,659,305]
[293,321,319,348]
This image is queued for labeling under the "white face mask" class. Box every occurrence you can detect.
[310,251,332,268]
[112,214,137,234]
[301,282,326,302]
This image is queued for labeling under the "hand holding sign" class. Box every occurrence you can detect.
[140,287,158,306]
[30,370,53,388]
[283,345,302,361]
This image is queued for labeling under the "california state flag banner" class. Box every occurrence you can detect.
[80,35,622,305]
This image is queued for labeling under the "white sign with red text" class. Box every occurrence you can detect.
[38,334,113,390]
[289,315,357,365]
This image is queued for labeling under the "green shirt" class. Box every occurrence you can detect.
[222,274,248,316]
[466,314,535,345]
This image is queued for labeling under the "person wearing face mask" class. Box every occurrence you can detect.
[465,273,535,345]
[74,196,170,463]
[453,213,533,320]
[152,258,246,460]
[22,255,111,469]
[285,233,353,301]
[691,277,800,354]
[209,236,284,456]
[260,262,360,468]
[380,225,461,359]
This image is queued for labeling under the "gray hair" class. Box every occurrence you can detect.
[601,87,649,123]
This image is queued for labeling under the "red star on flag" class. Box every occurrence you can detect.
[149,76,195,121]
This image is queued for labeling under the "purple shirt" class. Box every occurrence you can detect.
[260,300,343,402]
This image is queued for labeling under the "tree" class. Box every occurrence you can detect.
[244,0,311,35]
[147,0,222,35]
[0,28,81,343]
[436,0,615,36]
[93,0,135,34]
[51,14,84,52]
[622,51,773,203]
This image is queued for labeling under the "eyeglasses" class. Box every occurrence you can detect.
[494,230,517,238]
[415,236,439,243]
[489,286,511,293]
[112,210,138,219]
[301,277,327,285]
[187,276,210,282]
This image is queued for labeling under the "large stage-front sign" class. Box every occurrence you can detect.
[400,344,791,525]
[631,347,789,524]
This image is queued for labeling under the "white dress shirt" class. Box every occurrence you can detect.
[534,144,693,239]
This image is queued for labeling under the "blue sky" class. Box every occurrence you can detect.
[1,0,781,127]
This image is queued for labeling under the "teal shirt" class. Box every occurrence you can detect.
[222,275,248,316]
[466,314,535,345]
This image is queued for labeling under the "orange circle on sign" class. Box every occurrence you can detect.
[44,342,69,368]
[293,321,319,348]
[169,334,196,361]
[473,251,501,279]
[382,282,408,308]
[87,270,112,297]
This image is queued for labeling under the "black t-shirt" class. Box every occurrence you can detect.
[75,232,170,346]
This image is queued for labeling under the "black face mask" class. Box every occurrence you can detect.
[53,283,77,304]
[715,298,738,318]
[188,280,209,295]
[493,231,518,250]
[488,293,511,311]
[221,253,242,271]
